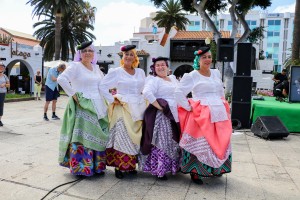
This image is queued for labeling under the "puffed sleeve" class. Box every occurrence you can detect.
[143,76,159,104]
[95,67,114,104]
[175,72,194,111]
[57,62,77,97]
[101,68,118,89]
[213,69,225,97]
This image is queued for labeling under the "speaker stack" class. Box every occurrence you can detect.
[231,43,253,129]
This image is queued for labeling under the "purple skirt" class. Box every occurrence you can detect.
[143,146,179,177]
[60,143,106,176]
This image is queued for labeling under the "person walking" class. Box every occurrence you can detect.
[43,63,66,121]
[140,57,181,180]
[0,62,10,126]
[57,41,112,176]
[175,47,232,185]
[100,45,147,179]
[34,70,42,100]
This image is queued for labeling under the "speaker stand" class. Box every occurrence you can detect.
[222,61,225,82]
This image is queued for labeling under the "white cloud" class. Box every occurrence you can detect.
[272,3,296,13]
[92,1,156,46]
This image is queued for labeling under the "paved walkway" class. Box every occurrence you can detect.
[1,96,300,200]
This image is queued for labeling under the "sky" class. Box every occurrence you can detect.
[0,0,296,46]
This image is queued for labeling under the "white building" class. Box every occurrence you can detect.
[0,28,43,94]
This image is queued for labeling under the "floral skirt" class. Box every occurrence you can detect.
[181,149,232,179]
[143,146,179,177]
[60,143,106,176]
[106,148,137,171]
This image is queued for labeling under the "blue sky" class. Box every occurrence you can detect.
[0,0,296,46]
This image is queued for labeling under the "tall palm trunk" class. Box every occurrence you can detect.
[292,0,300,61]
[55,12,62,60]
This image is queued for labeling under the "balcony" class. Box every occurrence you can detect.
[170,40,206,62]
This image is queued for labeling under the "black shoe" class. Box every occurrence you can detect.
[0,121,3,126]
[52,115,60,120]
[191,174,203,185]
[115,169,124,179]
[157,175,168,180]
[44,116,49,121]
[98,171,105,176]
[128,170,137,175]
[215,174,223,177]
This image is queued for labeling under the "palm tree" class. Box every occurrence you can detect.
[33,6,96,61]
[152,0,190,45]
[26,0,86,60]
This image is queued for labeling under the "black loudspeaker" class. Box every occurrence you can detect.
[231,102,251,129]
[236,43,252,76]
[232,76,253,102]
[251,116,289,139]
[217,38,234,62]
[231,76,253,129]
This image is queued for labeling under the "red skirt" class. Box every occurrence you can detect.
[106,148,137,171]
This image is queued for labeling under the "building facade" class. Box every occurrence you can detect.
[0,28,42,94]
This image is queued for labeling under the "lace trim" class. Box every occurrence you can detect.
[106,118,139,155]
[179,133,231,168]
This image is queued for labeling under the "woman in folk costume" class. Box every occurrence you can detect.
[57,41,112,176]
[140,57,181,180]
[100,45,147,179]
[175,47,232,185]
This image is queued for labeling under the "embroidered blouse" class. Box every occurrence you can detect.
[57,62,112,119]
[143,75,179,122]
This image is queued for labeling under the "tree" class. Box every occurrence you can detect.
[32,4,96,61]
[152,0,190,46]
[292,0,300,65]
[27,0,86,60]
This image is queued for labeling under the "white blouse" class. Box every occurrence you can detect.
[57,61,113,119]
[100,67,146,121]
[175,69,228,123]
[143,75,179,122]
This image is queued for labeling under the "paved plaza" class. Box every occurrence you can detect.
[1,96,300,200]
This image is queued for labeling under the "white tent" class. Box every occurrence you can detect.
[44,60,68,68]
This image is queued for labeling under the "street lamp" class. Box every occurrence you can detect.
[205,37,211,46]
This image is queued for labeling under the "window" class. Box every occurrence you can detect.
[268,20,274,25]
[273,43,279,48]
[275,20,281,25]
[251,21,257,26]
[274,32,280,36]
[195,21,200,26]
[228,21,232,25]
[267,31,273,37]
[189,21,195,26]
[267,43,272,48]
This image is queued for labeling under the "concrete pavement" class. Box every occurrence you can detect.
[1,96,300,200]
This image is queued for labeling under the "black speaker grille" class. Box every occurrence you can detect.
[251,116,289,139]
[236,43,252,76]
[217,38,234,62]
[232,76,253,102]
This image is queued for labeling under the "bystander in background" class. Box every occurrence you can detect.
[0,62,10,126]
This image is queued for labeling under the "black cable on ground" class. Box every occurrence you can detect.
[40,178,83,200]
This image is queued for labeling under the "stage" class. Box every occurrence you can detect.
[251,96,300,132]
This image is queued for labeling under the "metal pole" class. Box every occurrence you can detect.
[222,61,225,82]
